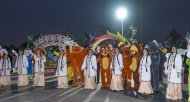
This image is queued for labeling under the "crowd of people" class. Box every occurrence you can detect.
[0,40,190,101]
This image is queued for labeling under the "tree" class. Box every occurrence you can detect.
[164,28,186,48]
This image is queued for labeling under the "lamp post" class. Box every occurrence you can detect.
[116,7,128,37]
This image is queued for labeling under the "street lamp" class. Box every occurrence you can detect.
[116,7,128,36]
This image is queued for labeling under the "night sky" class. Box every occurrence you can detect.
[0,0,190,46]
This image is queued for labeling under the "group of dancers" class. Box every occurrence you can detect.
[0,48,46,87]
[0,42,190,101]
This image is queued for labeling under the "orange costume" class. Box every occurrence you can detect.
[129,43,142,90]
[67,46,88,87]
[121,46,132,88]
[98,45,112,89]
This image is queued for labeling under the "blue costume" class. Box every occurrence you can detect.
[27,54,33,80]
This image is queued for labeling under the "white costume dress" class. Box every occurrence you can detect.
[82,55,97,89]
[15,55,29,86]
[33,55,46,86]
[138,54,153,94]
[0,57,11,86]
[110,53,124,91]
[55,55,68,88]
[165,53,182,100]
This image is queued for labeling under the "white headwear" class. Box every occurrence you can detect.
[29,50,34,55]
[186,32,190,44]
[0,49,3,55]
[59,46,66,51]
[152,40,158,47]
[2,49,8,55]
[12,50,18,56]
[144,45,149,49]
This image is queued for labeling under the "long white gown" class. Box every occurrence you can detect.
[138,54,153,94]
[33,55,46,86]
[110,53,124,91]
[82,55,97,90]
[165,53,182,100]
[55,55,68,88]
[15,55,29,86]
[0,57,11,87]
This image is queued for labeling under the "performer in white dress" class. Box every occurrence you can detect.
[82,49,97,90]
[165,45,182,100]
[15,49,29,86]
[138,47,153,94]
[56,50,68,89]
[0,49,11,87]
[110,48,124,91]
[33,48,46,87]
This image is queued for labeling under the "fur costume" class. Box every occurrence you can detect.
[98,45,112,89]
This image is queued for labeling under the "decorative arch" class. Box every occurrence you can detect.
[33,34,79,49]
[91,31,131,51]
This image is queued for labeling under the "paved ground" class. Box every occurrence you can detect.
[0,75,188,102]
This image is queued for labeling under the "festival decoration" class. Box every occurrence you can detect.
[91,31,131,51]
[32,34,79,68]
[33,34,79,49]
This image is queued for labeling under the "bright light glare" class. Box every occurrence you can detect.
[116,7,128,20]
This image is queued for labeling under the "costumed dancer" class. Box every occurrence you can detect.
[81,49,97,90]
[24,49,34,81]
[110,47,124,91]
[15,48,29,86]
[129,45,138,90]
[149,40,161,92]
[165,45,182,100]
[55,50,68,89]
[69,46,86,87]
[0,49,11,87]
[99,45,112,89]
[33,48,46,87]
[138,47,153,95]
